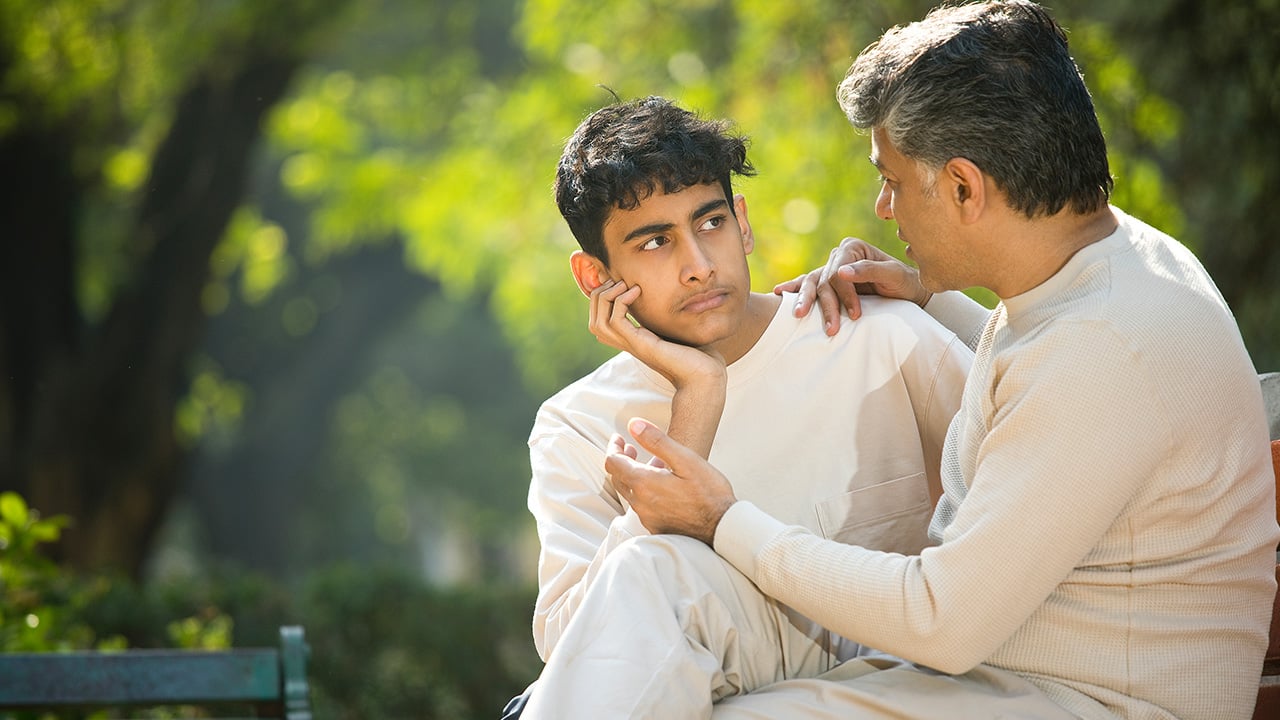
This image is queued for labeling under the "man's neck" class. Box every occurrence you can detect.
[990,206,1119,299]
[708,292,782,366]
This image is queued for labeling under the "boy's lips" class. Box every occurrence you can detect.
[680,288,730,313]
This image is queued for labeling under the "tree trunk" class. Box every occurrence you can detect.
[0,51,302,578]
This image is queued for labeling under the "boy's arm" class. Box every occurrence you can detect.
[589,279,727,458]
[529,428,649,660]
[527,379,722,659]
[528,279,727,658]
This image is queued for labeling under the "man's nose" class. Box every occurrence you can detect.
[875,184,894,221]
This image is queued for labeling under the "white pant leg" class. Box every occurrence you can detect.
[712,654,1087,720]
[522,534,842,720]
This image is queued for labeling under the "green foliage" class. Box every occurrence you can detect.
[0,492,107,654]
[2,492,539,719]
[300,564,539,720]
[286,291,541,578]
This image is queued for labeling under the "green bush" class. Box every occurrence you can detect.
[1,493,543,720]
[299,563,540,720]
[0,492,119,654]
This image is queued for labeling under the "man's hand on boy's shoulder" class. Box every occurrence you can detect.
[587,279,727,391]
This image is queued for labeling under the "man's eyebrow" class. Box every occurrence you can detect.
[868,155,884,171]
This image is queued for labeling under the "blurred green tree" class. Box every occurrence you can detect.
[0,0,354,576]
[1,0,1275,583]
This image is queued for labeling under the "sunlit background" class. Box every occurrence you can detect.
[2,0,1277,717]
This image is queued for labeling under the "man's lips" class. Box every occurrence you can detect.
[680,289,730,313]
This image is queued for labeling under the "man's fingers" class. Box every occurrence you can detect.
[814,283,843,335]
[624,417,698,472]
[833,280,864,322]
[604,439,667,499]
[792,272,818,318]
[837,259,929,306]
[772,274,804,295]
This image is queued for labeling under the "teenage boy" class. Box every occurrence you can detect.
[524,95,972,696]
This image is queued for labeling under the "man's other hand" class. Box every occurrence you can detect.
[605,418,738,546]
[773,237,930,335]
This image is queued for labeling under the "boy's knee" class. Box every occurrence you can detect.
[614,534,719,570]
[607,534,751,597]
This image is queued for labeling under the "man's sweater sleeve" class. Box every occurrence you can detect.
[715,321,1169,674]
[923,291,991,351]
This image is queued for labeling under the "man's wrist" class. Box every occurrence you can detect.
[702,497,736,546]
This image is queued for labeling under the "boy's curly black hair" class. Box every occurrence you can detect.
[554,96,756,265]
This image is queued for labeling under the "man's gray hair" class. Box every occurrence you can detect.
[838,0,1113,217]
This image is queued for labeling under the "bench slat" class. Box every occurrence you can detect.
[0,649,280,706]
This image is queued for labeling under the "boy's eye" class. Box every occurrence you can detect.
[699,215,725,232]
[640,236,669,251]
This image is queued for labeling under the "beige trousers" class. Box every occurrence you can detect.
[523,535,1080,720]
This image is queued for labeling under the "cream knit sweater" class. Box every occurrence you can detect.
[716,208,1279,719]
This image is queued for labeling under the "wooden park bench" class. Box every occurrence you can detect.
[1258,437,1280,720]
[0,625,311,719]
[1256,371,1280,720]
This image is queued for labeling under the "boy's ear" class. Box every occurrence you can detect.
[570,251,610,297]
[733,194,755,254]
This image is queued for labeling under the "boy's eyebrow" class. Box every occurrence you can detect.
[623,221,675,244]
[692,198,728,219]
[622,198,729,244]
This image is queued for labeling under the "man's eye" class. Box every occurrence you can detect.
[640,236,669,251]
[700,216,725,232]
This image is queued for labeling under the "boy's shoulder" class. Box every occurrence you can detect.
[774,291,955,346]
[532,351,672,441]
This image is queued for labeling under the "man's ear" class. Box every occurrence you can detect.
[570,250,610,297]
[733,194,755,254]
[942,157,986,224]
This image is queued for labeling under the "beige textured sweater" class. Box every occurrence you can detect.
[716,208,1279,719]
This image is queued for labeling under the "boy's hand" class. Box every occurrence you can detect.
[588,279,727,391]
[589,279,726,460]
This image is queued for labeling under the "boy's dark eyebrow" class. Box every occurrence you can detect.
[623,221,675,244]
[622,198,729,244]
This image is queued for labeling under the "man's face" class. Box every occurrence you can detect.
[597,182,754,349]
[870,128,966,293]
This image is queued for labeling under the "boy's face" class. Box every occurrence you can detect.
[586,182,755,350]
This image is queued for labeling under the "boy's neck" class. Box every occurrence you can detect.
[710,292,782,366]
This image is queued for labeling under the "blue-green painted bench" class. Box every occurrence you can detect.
[0,625,311,719]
